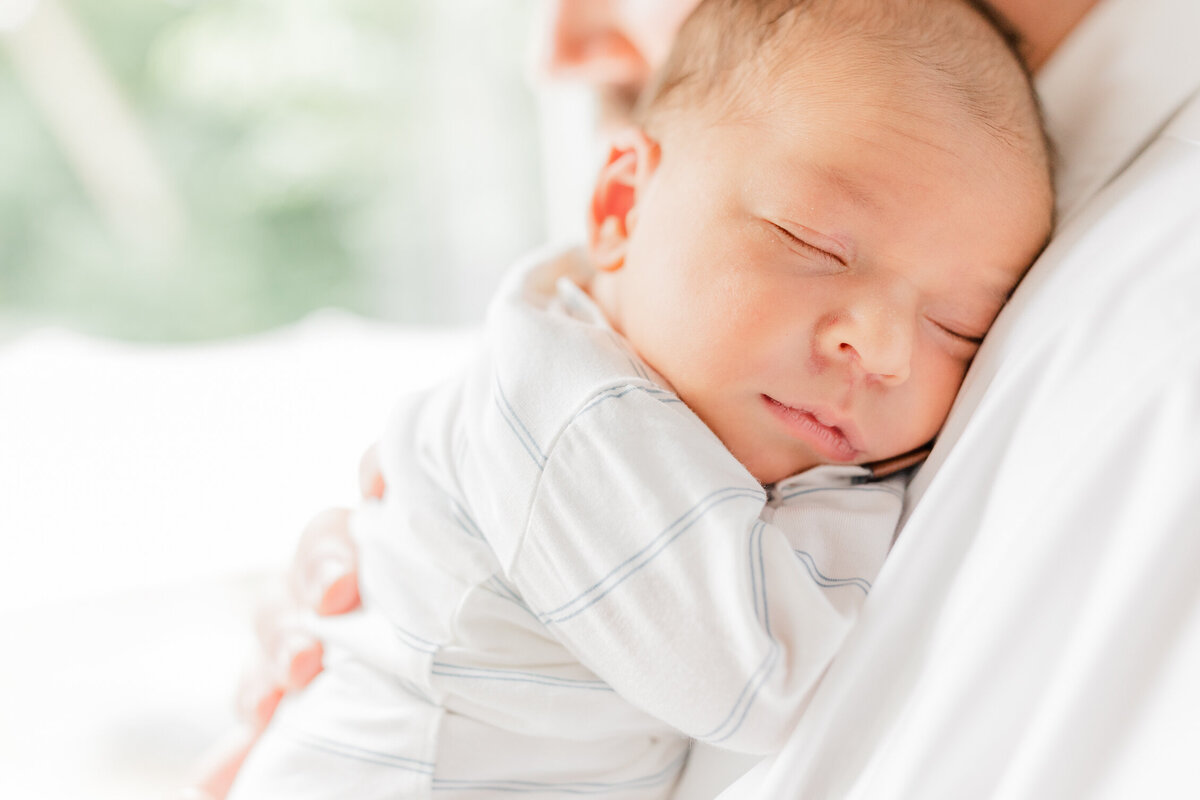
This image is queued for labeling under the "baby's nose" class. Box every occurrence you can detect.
[819,304,914,386]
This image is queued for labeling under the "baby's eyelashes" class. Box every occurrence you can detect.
[766,221,847,270]
[925,317,986,356]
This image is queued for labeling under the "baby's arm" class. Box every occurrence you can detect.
[505,386,902,755]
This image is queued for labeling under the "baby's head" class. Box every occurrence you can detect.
[585,0,1054,485]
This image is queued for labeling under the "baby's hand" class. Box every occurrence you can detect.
[179,446,379,799]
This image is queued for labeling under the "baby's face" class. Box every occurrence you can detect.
[588,85,1052,485]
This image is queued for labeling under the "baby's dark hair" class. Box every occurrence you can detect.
[635,0,1053,192]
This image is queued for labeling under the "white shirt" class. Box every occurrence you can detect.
[229,247,905,799]
[718,0,1200,795]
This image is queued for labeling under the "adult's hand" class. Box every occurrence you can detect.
[181,446,379,799]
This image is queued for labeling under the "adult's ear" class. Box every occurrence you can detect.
[588,127,661,272]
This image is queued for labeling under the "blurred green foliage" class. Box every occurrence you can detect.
[0,0,544,340]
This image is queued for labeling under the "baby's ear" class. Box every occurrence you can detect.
[588,127,661,272]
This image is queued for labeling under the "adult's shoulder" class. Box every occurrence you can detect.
[1036,0,1200,217]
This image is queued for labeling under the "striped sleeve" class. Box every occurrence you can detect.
[502,384,902,755]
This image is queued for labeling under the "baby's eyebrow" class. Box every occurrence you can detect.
[954,280,1018,329]
[812,165,881,211]
[982,277,1020,308]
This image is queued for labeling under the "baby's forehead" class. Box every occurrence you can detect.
[694,95,1049,296]
[646,0,1048,178]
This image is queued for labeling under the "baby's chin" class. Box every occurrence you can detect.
[736,447,824,487]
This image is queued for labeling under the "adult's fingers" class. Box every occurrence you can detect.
[292,441,378,615]
[234,504,362,732]
[185,448,379,799]
[177,726,259,800]
[236,634,294,724]
[359,443,385,500]
[289,507,361,616]
[237,512,353,718]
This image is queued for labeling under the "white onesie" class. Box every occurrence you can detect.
[230,246,905,799]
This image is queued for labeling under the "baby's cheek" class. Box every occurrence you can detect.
[916,365,968,436]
